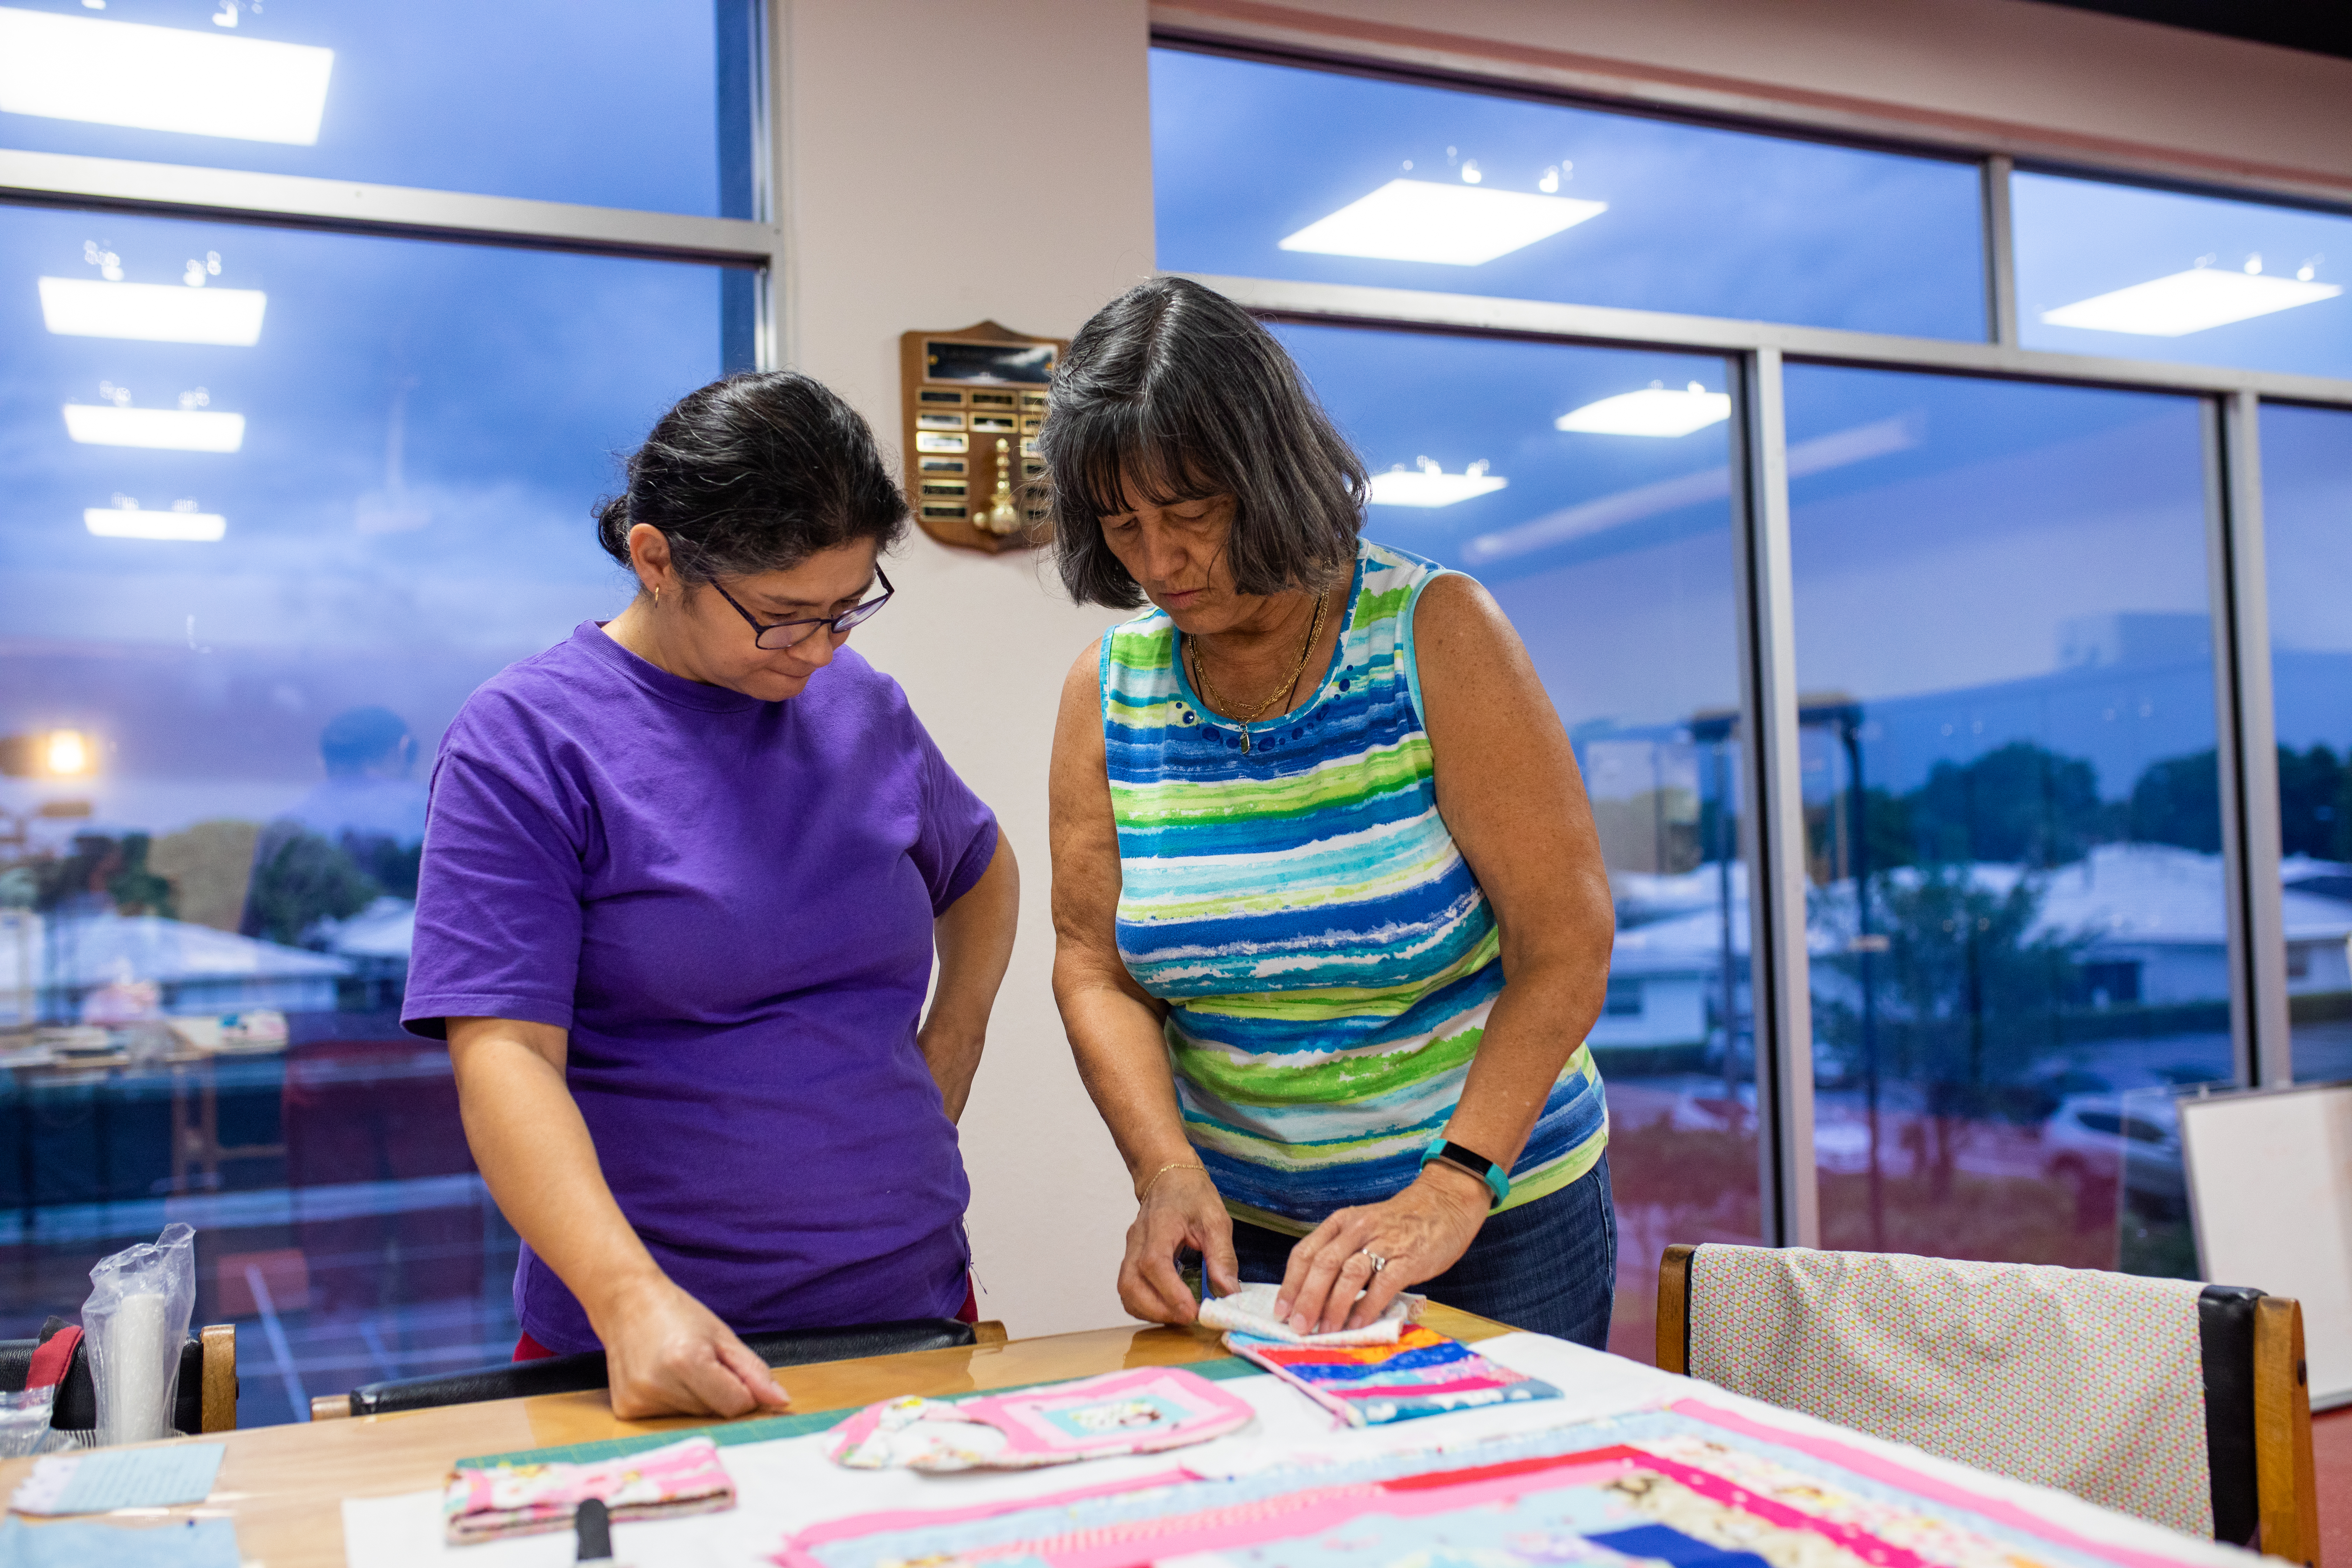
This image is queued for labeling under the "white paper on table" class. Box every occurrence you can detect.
[343,1331,2258,1568]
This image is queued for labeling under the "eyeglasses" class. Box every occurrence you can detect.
[710,567,895,650]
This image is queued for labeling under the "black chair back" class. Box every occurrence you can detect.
[0,1319,207,1436]
[2198,1284,2262,1547]
[343,1316,977,1416]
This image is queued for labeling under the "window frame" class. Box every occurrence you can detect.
[0,9,784,1414]
[1151,30,2352,1250]
[0,6,782,360]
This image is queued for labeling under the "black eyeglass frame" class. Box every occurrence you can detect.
[709,567,895,650]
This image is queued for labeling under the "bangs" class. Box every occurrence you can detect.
[1055,397,1230,523]
[1040,278,1365,610]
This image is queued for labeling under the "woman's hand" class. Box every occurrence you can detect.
[1119,1166,1240,1325]
[1276,1164,1490,1335]
[594,1273,794,1421]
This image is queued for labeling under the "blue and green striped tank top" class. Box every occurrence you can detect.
[1103,539,1608,1236]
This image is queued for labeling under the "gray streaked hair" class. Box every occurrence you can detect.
[1037,277,1365,609]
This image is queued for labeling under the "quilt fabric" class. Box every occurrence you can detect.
[1227,1323,1563,1426]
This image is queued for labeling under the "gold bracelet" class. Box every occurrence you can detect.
[1136,1160,1208,1202]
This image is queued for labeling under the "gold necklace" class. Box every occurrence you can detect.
[1190,589,1329,752]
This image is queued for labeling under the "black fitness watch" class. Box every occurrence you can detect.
[1420,1138,1509,1209]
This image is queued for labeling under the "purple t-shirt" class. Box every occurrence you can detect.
[401,622,998,1353]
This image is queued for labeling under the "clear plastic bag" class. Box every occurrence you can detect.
[0,1385,53,1458]
[83,1222,196,1446]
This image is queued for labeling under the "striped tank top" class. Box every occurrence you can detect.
[1103,539,1609,1235]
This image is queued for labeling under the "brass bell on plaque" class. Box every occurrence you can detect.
[898,320,1065,555]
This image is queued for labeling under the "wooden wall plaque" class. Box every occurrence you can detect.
[899,320,1065,554]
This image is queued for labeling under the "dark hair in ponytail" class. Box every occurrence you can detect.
[595,371,908,588]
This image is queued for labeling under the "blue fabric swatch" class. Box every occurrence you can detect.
[1587,1523,1774,1568]
[0,1516,238,1567]
[42,1445,223,1513]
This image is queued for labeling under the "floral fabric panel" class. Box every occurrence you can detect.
[441,1435,734,1544]
[826,1367,1255,1472]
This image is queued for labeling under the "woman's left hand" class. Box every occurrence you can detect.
[1275,1164,1490,1335]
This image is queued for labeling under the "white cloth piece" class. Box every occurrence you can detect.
[1193,1281,1424,1345]
[1686,1244,2212,1537]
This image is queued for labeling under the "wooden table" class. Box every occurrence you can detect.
[0,1305,1507,1568]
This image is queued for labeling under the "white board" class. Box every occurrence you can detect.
[2179,1080,2352,1409]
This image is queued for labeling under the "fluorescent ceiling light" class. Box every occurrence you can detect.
[1556,383,1731,438]
[85,505,225,542]
[2038,267,2342,336]
[62,404,245,452]
[0,8,332,144]
[1367,460,1507,508]
[38,278,267,344]
[1279,180,1607,266]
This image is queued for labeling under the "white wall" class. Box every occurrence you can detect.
[776,0,1155,1337]
[774,0,2352,1338]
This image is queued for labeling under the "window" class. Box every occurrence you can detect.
[2260,402,2352,1083]
[1785,365,2221,1277]
[0,202,735,1425]
[1150,19,2352,1331]
[1156,48,1988,340]
[1268,321,1756,1358]
[0,0,762,216]
[2014,172,2352,380]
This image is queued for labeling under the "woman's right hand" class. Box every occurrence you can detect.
[593,1273,794,1420]
[1119,1166,1239,1325]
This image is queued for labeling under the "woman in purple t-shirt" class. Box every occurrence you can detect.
[402,374,1017,1420]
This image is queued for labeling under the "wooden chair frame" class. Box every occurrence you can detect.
[2250,1297,2318,1565]
[200,1322,238,1432]
[1652,1245,2318,1565]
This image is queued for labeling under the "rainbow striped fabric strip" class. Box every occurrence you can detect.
[1226,1323,1562,1427]
[1104,539,1608,1233]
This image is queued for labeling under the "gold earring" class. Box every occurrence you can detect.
[652,585,661,608]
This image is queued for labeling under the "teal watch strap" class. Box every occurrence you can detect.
[1421,1137,1508,1209]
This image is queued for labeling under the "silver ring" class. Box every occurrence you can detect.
[1359,1248,1388,1273]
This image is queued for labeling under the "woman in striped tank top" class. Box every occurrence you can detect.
[1045,280,1619,1347]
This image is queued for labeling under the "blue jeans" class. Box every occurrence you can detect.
[1225,1154,1618,1349]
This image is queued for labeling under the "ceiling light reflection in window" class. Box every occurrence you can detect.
[1556,383,1731,437]
[84,498,225,541]
[0,7,333,144]
[63,404,246,451]
[1367,458,1507,507]
[1278,180,1607,266]
[38,277,267,344]
[2038,262,2341,336]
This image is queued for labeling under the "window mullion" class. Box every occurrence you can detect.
[1982,154,2019,348]
[0,148,774,264]
[2210,390,2294,1084]
[1733,346,1821,1248]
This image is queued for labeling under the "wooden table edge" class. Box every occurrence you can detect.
[0,1304,1512,1568]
